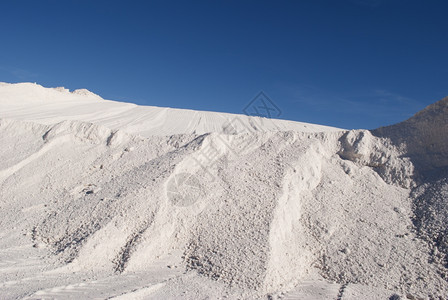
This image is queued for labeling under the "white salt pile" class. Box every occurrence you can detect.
[0,83,447,299]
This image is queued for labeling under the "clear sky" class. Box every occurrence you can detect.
[1,0,447,129]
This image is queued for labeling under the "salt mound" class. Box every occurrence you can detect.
[1,119,446,298]
[0,84,447,299]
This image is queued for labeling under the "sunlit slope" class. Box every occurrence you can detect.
[0,82,340,137]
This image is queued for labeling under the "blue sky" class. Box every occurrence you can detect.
[1,0,447,129]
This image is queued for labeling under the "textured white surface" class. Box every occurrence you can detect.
[0,83,447,299]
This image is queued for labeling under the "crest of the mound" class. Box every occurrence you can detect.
[0,82,342,136]
[0,82,103,105]
[412,96,448,121]
[373,96,448,177]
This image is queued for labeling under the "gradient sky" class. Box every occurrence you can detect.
[1,0,447,129]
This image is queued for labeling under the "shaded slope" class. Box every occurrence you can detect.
[373,96,448,289]
[373,96,448,179]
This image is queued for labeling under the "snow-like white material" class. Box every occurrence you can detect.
[0,82,340,137]
[0,83,447,299]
